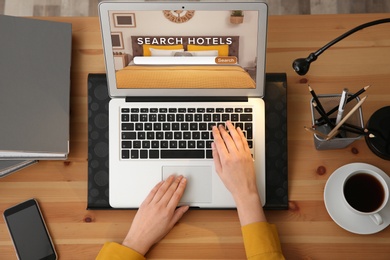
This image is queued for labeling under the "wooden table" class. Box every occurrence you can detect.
[1,14,390,259]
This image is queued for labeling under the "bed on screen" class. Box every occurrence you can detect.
[115,36,255,89]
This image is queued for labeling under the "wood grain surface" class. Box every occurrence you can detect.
[1,14,390,259]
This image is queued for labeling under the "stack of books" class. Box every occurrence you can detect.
[0,15,72,177]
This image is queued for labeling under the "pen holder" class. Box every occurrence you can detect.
[311,94,364,150]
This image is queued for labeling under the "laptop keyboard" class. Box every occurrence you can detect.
[120,106,253,159]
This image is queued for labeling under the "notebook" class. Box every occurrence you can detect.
[0,15,71,160]
[98,0,268,208]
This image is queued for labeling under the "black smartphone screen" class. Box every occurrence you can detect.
[3,199,57,260]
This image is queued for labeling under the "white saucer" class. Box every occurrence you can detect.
[324,163,390,234]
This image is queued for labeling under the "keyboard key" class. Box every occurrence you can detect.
[122,123,134,131]
[245,123,253,139]
[161,150,204,159]
[149,114,157,122]
[169,141,178,148]
[181,123,189,130]
[185,114,193,122]
[156,132,164,139]
[158,114,166,122]
[122,141,131,148]
[183,132,191,139]
[122,132,136,139]
[197,141,205,148]
[188,141,195,148]
[121,108,130,113]
[231,114,239,121]
[152,141,159,148]
[174,132,182,139]
[154,123,162,130]
[204,114,211,121]
[149,150,159,158]
[131,150,139,159]
[195,114,202,121]
[122,150,130,159]
[122,114,130,122]
[135,123,143,130]
[240,114,253,121]
[137,132,145,139]
[142,141,150,148]
[199,123,207,130]
[165,132,173,139]
[145,123,152,131]
[179,141,187,148]
[161,141,168,148]
[133,141,141,148]
[140,114,148,122]
[190,123,198,130]
[176,114,184,121]
[172,123,180,130]
[140,150,148,159]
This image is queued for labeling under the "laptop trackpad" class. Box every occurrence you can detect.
[162,166,212,203]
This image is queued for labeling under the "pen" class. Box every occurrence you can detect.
[326,96,367,140]
[335,88,348,124]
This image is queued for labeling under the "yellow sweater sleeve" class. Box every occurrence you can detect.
[96,242,146,260]
[241,222,285,260]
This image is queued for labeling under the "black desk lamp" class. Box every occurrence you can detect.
[292,18,390,160]
[292,18,390,76]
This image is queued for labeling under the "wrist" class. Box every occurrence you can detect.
[122,237,150,256]
[234,192,267,226]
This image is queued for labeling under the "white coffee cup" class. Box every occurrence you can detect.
[342,169,389,225]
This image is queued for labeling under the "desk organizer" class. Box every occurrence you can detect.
[87,73,288,210]
[311,94,364,150]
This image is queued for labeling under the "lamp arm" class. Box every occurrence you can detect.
[315,18,390,58]
[293,18,390,75]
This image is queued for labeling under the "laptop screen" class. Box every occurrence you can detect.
[99,1,268,98]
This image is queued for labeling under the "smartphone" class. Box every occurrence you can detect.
[3,198,57,260]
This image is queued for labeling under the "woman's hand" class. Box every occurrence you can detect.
[122,175,189,255]
[212,121,266,225]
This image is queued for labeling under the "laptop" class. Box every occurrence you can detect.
[98,0,268,208]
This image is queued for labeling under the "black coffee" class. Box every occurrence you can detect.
[343,173,385,213]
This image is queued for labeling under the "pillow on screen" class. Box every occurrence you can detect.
[187,50,218,56]
[150,48,184,56]
[143,44,184,56]
[174,51,193,56]
[187,44,229,56]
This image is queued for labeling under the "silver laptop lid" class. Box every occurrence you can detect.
[99,0,268,98]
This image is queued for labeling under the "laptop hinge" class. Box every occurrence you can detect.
[125,96,248,102]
